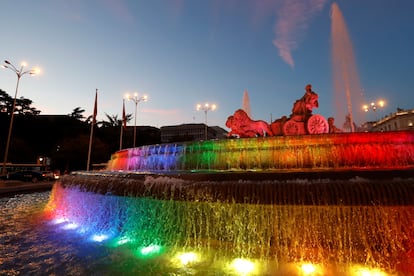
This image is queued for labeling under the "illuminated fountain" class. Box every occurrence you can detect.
[44,111,414,275]
[43,3,414,275]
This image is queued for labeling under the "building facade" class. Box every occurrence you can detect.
[160,123,227,143]
[370,108,414,132]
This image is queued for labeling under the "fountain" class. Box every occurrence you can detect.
[42,3,414,275]
[43,97,414,275]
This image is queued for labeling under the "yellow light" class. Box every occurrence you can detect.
[31,67,41,75]
[349,265,389,276]
[231,258,255,275]
[177,252,198,266]
[301,263,316,274]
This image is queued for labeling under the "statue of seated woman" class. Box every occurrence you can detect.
[290,84,319,122]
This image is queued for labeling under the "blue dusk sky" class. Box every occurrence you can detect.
[1,0,413,130]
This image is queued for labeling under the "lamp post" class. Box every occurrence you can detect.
[1,60,38,175]
[363,100,385,120]
[196,102,217,140]
[126,93,148,148]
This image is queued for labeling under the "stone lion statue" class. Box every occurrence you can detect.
[226,109,273,138]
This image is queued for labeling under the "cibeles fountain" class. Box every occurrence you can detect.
[45,82,414,274]
[44,4,414,276]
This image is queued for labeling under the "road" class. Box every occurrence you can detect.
[0,180,55,196]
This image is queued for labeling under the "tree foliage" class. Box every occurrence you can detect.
[0,89,40,115]
[100,113,133,128]
[69,107,85,120]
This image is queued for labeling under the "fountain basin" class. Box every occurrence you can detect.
[107,131,414,172]
[45,131,414,274]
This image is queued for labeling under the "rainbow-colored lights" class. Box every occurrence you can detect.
[43,181,414,275]
[44,131,414,274]
[107,131,414,172]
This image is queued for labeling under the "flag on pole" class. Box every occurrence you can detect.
[122,99,127,129]
[92,89,98,125]
[87,88,98,171]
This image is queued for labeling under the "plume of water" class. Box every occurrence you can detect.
[331,2,366,131]
[242,90,252,118]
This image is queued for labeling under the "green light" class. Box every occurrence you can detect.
[137,244,163,258]
[106,236,134,248]
[116,236,132,246]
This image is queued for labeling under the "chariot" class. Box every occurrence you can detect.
[226,84,335,138]
[275,114,329,136]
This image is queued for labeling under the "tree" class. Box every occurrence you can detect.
[100,113,133,128]
[69,107,85,120]
[101,113,119,128]
[0,89,41,115]
[0,88,162,172]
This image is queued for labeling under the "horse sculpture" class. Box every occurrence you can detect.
[226,84,330,137]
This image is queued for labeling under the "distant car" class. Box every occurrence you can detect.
[5,171,45,183]
[41,171,56,180]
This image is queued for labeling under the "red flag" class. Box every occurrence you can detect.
[92,89,98,125]
[122,99,127,130]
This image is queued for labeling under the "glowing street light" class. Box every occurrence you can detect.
[1,60,39,175]
[363,99,385,120]
[125,93,148,148]
[196,102,217,140]
[363,100,385,112]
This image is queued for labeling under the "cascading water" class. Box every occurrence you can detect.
[107,131,414,172]
[42,129,414,275]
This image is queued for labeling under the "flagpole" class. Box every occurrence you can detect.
[87,89,98,171]
[119,99,125,150]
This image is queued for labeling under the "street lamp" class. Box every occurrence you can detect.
[363,99,385,120]
[196,102,217,140]
[125,93,148,148]
[1,60,39,175]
